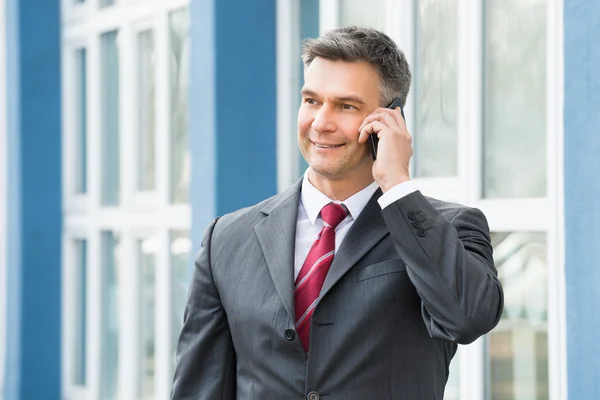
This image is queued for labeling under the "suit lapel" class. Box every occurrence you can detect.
[320,188,389,298]
[254,181,302,321]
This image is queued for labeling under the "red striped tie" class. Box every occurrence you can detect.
[295,202,348,352]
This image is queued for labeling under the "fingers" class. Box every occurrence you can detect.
[389,107,406,127]
[359,110,397,132]
[359,107,406,132]
[358,120,388,143]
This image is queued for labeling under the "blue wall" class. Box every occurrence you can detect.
[190,0,277,249]
[3,0,62,398]
[564,1,600,398]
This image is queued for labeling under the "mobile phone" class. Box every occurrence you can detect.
[368,97,405,160]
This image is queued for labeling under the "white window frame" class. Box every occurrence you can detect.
[0,0,7,395]
[61,1,190,399]
[276,0,567,399]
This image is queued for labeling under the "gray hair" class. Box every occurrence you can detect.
[301,26,411,107]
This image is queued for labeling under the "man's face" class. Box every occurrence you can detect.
[298,57,381,181]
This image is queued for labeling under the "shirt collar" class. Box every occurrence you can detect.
[300,168,379,225]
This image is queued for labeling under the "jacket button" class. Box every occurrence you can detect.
[284,329,296,341]
[307,391,320,400]
[417,228,426,237]
[407,210,417,220]
[412,220,422,229]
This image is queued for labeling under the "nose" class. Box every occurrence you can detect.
[311,105,336,133]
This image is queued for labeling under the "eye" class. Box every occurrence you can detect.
[340,103,356,110]
[303,98,318,105]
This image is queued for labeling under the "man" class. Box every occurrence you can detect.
[172,26,503,399]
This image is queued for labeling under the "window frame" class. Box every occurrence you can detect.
[61,1,190,399]
[276,0,566,398]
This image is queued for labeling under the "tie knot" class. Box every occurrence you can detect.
[320,202,348,230]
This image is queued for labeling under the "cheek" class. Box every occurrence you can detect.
[340,118,363,142]
[297,108,313,136]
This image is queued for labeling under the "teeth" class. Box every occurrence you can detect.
[315,143,341,148]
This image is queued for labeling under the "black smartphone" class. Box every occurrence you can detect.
[368,97,405,160]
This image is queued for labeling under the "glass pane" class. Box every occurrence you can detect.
[487,232,548,399]
[169,9,190,203]
[138,237,158,399]
[73,239,87,386]
[483,0,547,198]
[445,355,460,400]
[75,49,88,193]
[170,231,192,370]
[101,31,120,205]
[101,232,121,400]
[137,30,156,192]
[414,0,458,177]
[339,0,386,31]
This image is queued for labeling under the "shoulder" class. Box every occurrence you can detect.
[212,182,301,240]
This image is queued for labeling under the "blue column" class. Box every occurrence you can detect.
[190,0,277,249]
[564,1,600,398]
[4,0,62,398]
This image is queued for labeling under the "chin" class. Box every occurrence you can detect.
[309,163,347,180]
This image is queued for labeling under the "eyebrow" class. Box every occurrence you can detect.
[301,88,366,105]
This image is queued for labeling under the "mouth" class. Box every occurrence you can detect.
[311,141,345,149]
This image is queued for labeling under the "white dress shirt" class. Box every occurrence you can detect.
[294,169,417,280]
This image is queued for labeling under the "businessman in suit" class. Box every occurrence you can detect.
[172,26,503,399]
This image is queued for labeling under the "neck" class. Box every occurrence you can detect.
[307,168,375,201]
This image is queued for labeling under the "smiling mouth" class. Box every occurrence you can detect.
[312,141,344,149]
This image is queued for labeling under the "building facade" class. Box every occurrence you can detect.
[1,0,599,399]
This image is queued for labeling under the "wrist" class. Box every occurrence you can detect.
[378,175,411,193]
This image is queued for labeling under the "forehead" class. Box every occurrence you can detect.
[303,57,380,102]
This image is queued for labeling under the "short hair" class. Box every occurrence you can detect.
[301,26,411,106]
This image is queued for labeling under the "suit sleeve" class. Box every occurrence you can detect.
[381,191,504,344]
[171,218,236,399]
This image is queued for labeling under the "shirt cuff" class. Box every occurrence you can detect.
[377,181,418,209]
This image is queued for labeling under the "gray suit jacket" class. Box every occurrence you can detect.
[171,181,503,399]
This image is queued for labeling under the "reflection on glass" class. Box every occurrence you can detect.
[75,49,87,194]
[73,239,87,386]
[100,0,114,7]
[137,30,156,192]
[339,0,386,31]
[138,238,158,399]
[488,232,548,399]
[170,231,192,370]
[414,0,458,177]
[445,355,459,400]
[483,0,547,198]
[169,9,190,203]
[101,232,120,399]
[101,31,120,205]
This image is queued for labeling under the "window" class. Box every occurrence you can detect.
[62,1,191,399]
[488,232,549,399]
[73,239,88,386]
[483,0,547,199]
[100,232,120,399]
[137,30,156,193]
[276,1,565,399]
[169,8,190,204]
[414,0,458,178]
[137,236,158,399]
[169,230,192,371]
[75,48,88,194]
[101,30,120,206]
